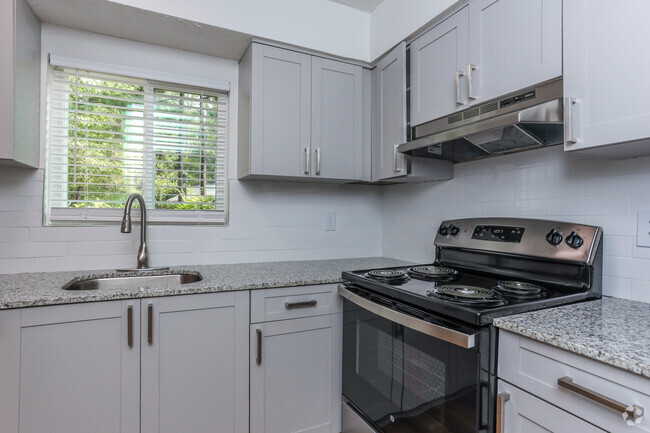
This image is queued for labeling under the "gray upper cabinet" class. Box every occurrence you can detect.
[372,43,407,181]
[468,0,562,105]
[238,43,365,181]
[409,0,561,127]
[0,0,40,168]
[563,0,650,158]
[410,6,469,127]
[311,57,363,180]
[239,44,312,179]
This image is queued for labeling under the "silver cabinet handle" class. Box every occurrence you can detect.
[303,146,310,174]
[455,70,465,106]
[338,285,476,348]
[558,377,644,425]
[564,97,577,144]
[285,299,317,309]
[147,303,153,345]
[127,305,134,348]
[496,392,510,433]
[256,329,262,365]
[315,148,321,175]
[393,144,402,172]
[467,64,477,101]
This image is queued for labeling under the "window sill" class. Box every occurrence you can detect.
[48,207,227,226]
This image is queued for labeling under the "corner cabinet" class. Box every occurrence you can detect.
[238,43,365,181]
[249,285,343,433]
[410,0,561,127]
[563,0,650,158]
[0,292,250,433]
[0,0,40,167]
[498,330,650,433]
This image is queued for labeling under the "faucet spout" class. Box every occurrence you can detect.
[122,193,148,269]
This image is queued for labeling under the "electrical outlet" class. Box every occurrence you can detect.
[325,212,336,231]
[637,210,650,247]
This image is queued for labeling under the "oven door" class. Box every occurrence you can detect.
[340,285,489,433]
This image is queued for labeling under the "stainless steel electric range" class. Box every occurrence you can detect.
[339,217,603,433]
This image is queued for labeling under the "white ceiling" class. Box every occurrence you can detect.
[329,0,384,13]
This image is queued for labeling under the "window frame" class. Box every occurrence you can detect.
[44,56,230,226]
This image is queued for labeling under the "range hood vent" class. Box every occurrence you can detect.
[399,79,564,163]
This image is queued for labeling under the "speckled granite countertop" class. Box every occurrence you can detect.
[494,297,650,378]
[0,257,410,310]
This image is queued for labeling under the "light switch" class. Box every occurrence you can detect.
[637,210,650,247]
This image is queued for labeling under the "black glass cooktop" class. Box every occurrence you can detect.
[342,264,600,326]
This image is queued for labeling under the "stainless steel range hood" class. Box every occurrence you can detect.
[398,79,564,162]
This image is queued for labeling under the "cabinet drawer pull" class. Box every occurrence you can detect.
[284,299,318,309]
[256,329,262,365]
[315,148,321,175]
[304,146,310,174]
[127,305,133,348]
[455,70,465,106]
[558,376,644,425]
[393,144,402,172]
[147,303,153,345]
[467,64,477,100]
[496,392,510,433]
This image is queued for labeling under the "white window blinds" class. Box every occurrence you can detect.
[45,66,228,225]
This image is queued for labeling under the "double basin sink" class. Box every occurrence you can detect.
[64,272,202,290]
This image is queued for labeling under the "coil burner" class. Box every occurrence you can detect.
[364,269,410,285]
[407,266,460,282]
[427,285,506,307]
[495,281,547,299]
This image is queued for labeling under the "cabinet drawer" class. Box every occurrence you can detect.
[251,284,340,323]
[499,330,650,432]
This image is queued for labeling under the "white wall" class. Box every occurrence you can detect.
[381,145,650,303]
[370,0,458,61]
[108,0,372,61]
[0,25,383,273]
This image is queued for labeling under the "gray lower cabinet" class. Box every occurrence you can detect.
[249,285,343,433]
[239,42,365,181]
[0,0,40,167]
[0,292,250,433]
[498,330,650,433]
[140,292,250,433]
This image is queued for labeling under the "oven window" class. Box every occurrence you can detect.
[343,299,479,433]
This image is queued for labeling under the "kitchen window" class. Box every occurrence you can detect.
[44,64,228,225]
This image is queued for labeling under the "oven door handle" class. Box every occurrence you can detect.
[338,285,476,349]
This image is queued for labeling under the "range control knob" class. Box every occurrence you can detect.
[438,225,449,236]
[565,232,584,249]
[545,229,563,246]
[448,225,460,236]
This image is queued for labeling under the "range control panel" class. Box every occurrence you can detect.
[435,218,602,265]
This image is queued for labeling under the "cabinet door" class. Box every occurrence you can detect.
[311,57,363,180]
[498,380,605,433]
[410,6,469,126]
[468,0,561,104]
[250,44,312,177]
[563,0,650,155]
[0,301,140,433]
[141,291,249,433]
[250,314,342,433]
[372,42,407,182]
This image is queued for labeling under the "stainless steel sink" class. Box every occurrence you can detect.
[63,272,203,290]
